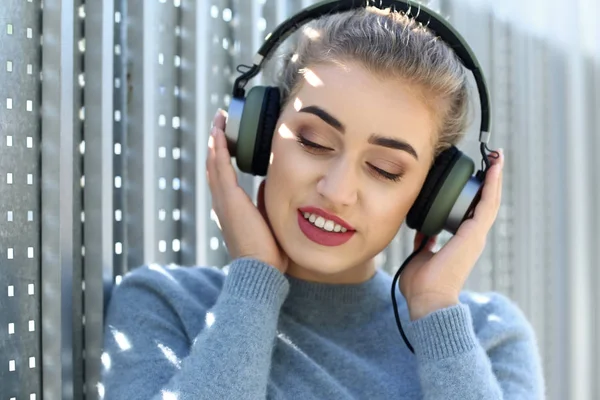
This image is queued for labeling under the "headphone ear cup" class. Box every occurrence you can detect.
[251,87,280,176]
[233,86,280,175]
[407,146,477,236]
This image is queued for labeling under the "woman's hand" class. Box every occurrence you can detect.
[399,149,504,321]
[206,109,289,273]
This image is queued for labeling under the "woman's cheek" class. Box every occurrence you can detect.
[272,136,312,173]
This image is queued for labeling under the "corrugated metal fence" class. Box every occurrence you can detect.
[0,0,598,399]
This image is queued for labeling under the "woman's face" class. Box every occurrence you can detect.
[264,61,437,281]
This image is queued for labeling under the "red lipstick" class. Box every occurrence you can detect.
[297,207,355,247]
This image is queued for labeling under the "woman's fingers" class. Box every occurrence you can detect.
[433,149,504,272]
[470,149,504,233]
[212,108,227,130]
[205,110,287,271]
[496,150,504,208]
[213,128,238,188]
[207,109,238,192]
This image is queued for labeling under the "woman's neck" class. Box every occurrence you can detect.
[285,257,377,284]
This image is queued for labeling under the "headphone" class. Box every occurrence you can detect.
[225,0,494,238]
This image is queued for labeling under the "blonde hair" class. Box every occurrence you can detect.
[275,7,471,161]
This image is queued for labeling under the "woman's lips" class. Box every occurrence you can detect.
[297,206,355,231]
[297,210,355,247]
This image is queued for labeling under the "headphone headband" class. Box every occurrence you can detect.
[232,0,491,142]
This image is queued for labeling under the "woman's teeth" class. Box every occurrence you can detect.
[303,212,348,233]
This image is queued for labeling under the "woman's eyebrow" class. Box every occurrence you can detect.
[298,105,345,132]
[298,105,418,160]
[368,135,419,160]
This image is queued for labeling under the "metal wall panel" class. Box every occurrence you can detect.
[125,0,182,269]
[544,41,570,400]
[563,1,594,396]
[83,1,115,399]
[112,0,128,282]
[590,45,600,400]
[73,3,86,399]
[179,0,232,267]
[590,51,600,400]
[0,1,42,398]
[40,0,83,399]
[485,15,513,297]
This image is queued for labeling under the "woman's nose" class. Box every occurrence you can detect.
[315,159,358,207]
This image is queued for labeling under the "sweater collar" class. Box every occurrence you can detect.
[281,269,398,324]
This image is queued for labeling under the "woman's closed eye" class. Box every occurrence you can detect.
[296,134,332,152]
[296,133,405,183]
[368,163,404,182]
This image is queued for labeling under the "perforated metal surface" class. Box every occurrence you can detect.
[0,2,42,398]
[179,0,232,267]
[125,0,177,269]
[40,0,81,396]
[83,1,115,399]
[113,0,128,282]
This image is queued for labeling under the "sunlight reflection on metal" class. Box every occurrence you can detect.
[210,208,222,230]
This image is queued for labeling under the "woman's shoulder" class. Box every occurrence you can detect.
[115,263,227,295]
[458,290,537,345]
[113,263,227,300]
[105,263,229,332]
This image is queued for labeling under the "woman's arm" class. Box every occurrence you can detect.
[101,258,289,400]
[408,292,545,400]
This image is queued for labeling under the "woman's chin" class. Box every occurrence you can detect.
[288,259,347,276]
[275,224,375,281]
[284,248,374,283]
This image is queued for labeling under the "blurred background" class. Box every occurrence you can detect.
[0,0,598,399]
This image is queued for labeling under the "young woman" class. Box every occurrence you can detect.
[102,5,544,399]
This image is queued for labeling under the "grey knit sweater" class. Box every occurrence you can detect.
[101,258,545,399]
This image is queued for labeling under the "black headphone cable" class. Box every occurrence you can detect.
[392,145,499,354]
[391,235,430,354]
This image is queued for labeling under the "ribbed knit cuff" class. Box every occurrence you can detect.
[408,303,477,361]
[221,258,290,308]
